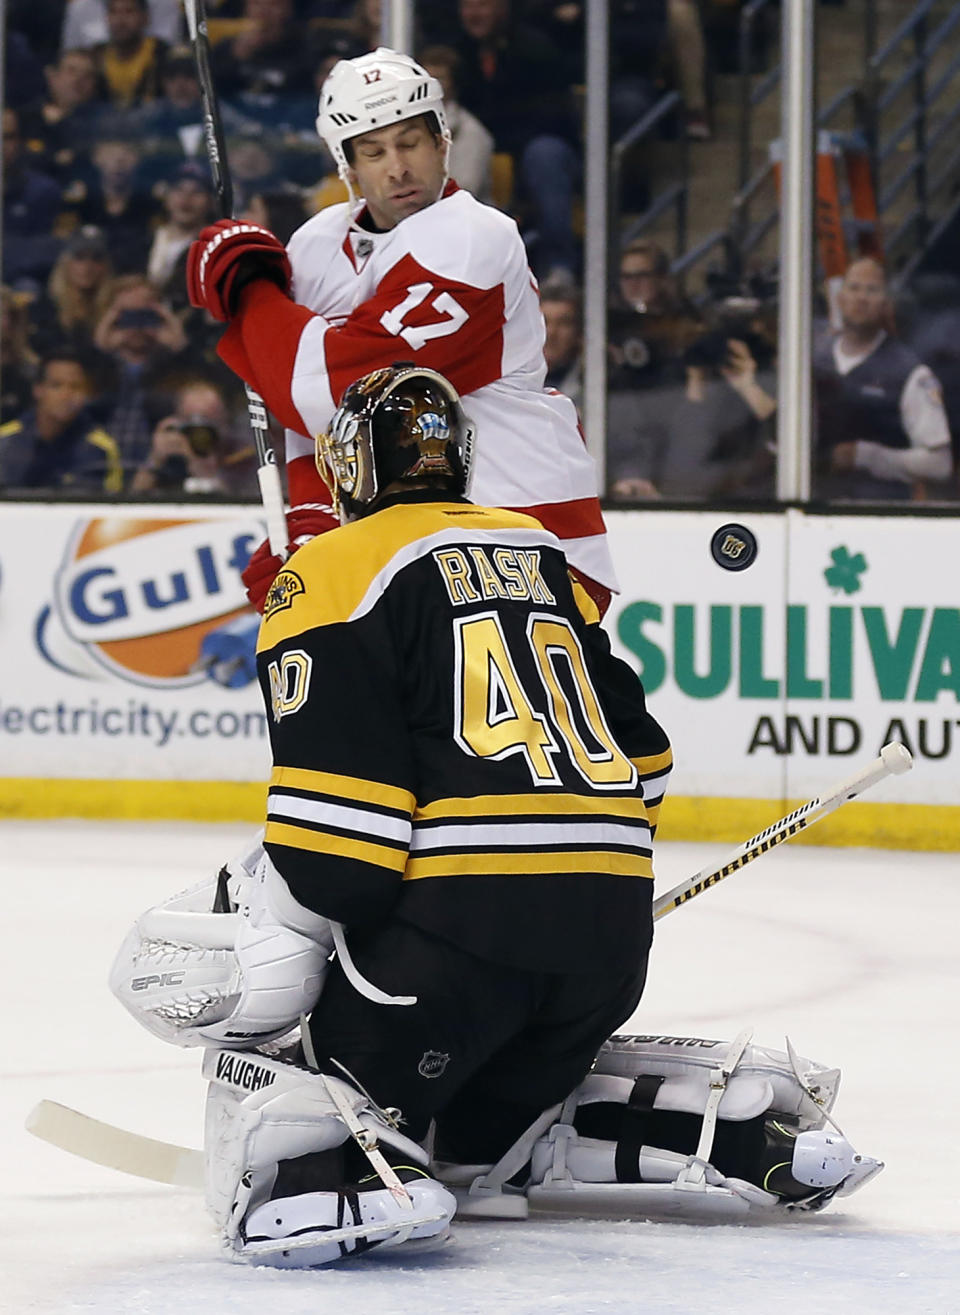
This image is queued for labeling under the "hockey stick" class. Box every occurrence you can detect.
[26,1100,203,1187]
[652,741,913,921]
[25,744,914,1186]
[183,0,287,558]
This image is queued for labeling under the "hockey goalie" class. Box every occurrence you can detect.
[107,363,882,1269]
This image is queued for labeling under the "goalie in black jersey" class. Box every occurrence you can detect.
[111,365,880,1267]
[265,361,673,1163]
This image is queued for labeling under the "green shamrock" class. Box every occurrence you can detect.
[824,546,868,595]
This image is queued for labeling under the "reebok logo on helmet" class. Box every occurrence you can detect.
[363,93,399,111]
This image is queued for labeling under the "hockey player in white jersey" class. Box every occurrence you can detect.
[186,47,614,615]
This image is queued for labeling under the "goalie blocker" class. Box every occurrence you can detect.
[438,1031,882,1220]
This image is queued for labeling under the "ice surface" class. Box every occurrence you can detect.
[3,821,958,1314]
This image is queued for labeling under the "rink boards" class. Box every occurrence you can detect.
[0,501,956,848]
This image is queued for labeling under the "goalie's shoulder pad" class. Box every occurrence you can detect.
[594,1032,840,1127]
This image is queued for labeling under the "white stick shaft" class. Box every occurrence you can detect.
[256,454,289,559]
[652,742,912,921]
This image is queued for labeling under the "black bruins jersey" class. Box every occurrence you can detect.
[256,493,672,973]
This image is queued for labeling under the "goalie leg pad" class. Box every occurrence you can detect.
[202,1049,456,1266]
[439,1032,881,1221]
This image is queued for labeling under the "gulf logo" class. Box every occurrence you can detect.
[48,516,263,688]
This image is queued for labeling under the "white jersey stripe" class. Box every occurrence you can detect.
[267,792,412,845]
[410,820,650,852]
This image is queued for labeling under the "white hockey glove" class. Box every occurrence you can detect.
[109,836,334,1049]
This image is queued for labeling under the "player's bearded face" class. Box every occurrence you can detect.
[347,119,446,229]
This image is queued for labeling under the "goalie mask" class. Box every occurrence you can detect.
[316,47,450,181]
[317,365,475,519]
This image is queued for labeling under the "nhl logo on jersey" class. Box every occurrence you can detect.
[417,1050,450,1079]
[264,569,305,620]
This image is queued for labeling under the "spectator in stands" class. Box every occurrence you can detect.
[224,125,288,212]
[900,272,960,485]
[93,274,190,475]
[70,134,160,273]
[63,0,183,50]
[608,239,703,392]
[211,0,315,131]
[2,108,64,292]
[138,45,255,184]
[454,0,581,282]
[130,380,237,494]
[666,0,711,139]
[419,43,493,203]
[18,48,105,184]
[530,0,662,141]
[0,348,123,492]
[28,224,114,358]
[239,187,309,243]
[813,258,953,501]
[1,287,40,423]
[541,280,583,411]
[608,294,777,502]
[3,30,47,109]
[146,161,216,298]
[94,0,168,111]
[346,0,383,50]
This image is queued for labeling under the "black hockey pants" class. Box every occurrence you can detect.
[307,919,649,1165]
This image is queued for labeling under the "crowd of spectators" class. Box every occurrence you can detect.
[3,0,954,506]
[4,0,727,498]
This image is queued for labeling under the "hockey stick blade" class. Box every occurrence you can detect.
[652,741,913,920]
[25,1100,204,1189]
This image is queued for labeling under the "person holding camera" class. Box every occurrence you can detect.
[608,298,777,502]
[130,379,238,494]
[93,273,190,477]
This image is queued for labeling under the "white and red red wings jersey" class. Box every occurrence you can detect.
[218,184,617,591]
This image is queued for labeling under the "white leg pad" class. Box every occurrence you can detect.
[436,1031,881,1223]
[201,1049,456,1264]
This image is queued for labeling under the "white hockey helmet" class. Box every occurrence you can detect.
[316,47,449,179]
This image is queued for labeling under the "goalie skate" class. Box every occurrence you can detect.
[237,1178,453,1266]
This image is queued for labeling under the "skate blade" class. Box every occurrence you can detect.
[240,1208,450,1258]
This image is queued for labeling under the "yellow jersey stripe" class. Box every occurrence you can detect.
[570,576,601,625]
[644,800,664,831]
[271,765,415,815]
[630,748,674,777]
[86,427,123,493]
[258,503,550,649]
[415,792,650,821]
[404,851,654,880]
[266,820,409,871]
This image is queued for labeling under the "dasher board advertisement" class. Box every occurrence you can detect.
[0,503,271,783]
[607,509,959,813]
[0,503,956,839]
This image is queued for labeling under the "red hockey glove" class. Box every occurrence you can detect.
[187,219,292,322]
[241,503,339,613]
